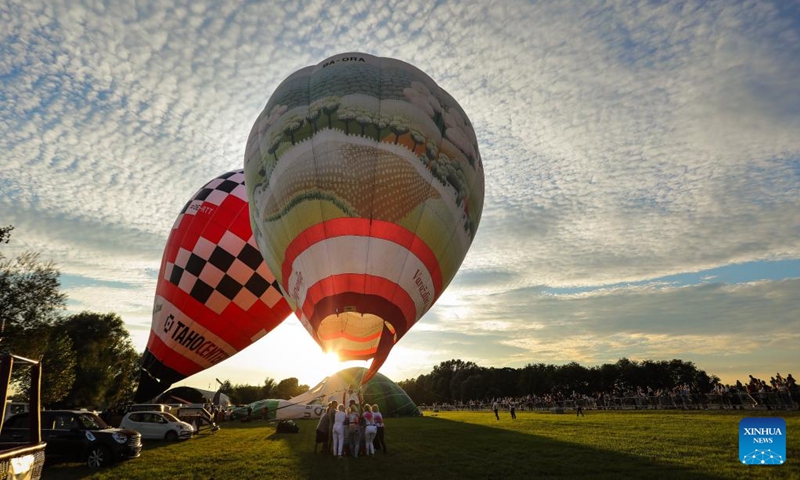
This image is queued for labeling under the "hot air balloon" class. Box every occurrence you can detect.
[244,52,484,382]
[135,170,291,402]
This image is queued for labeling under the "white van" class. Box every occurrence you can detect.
[127,403,171,414]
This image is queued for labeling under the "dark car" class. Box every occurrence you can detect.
[0,410,142,468]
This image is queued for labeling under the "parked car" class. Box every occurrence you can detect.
[119,411,194,441]
[126,403,172,414]
[0,410,142,468]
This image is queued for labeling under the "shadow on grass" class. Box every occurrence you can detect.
[284,415,731,480]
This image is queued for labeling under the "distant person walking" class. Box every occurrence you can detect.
[492,400,499,420]
[510,400,516,420]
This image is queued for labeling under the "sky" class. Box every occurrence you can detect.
[2,0,799,392]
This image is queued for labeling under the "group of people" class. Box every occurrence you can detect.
[314,388,387,459]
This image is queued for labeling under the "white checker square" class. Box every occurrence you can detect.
[178,271,197,294]
[193,237,216,260]
[226,259,253,285]
[254,262,275,281]
[205,189,228,206]
[175,248,191,268]
[220,230,247,255]
[206,290,231,315]
[198,263,225,288]
[233,287,258,311]
[231,184,247,201]
[262,285,285,308]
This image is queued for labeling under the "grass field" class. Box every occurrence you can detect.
[42,409,799,479]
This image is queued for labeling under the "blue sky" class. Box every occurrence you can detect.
[2,0,799,390]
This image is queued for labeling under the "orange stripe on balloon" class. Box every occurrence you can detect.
[317,329,383,343]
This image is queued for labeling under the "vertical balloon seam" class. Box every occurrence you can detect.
[304,66,326,347]
[361,55,384,380]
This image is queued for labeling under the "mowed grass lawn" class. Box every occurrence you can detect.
[43,409,799,480]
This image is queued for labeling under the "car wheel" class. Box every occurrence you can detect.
[86,445,111,469]
[165,430,178,441]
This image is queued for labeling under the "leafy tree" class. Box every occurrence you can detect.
[0,229,72,401]
[231,384,263,404]
[262,377,276,399]
[0,225,12,244]
[273,377,309,399]
[53,312,139,409]
[0,252,66,341]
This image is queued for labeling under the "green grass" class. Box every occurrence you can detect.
[43,410,799,479]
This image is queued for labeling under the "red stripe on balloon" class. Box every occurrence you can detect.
[300,274,418,329]
[281,218,443,294]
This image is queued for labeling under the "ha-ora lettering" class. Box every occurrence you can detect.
[739,417,786,465]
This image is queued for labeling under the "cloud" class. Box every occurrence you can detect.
[1,0,798,386]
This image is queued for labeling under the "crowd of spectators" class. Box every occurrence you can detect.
[421,372,798,413]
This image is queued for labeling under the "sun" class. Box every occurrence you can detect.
[323,350,341,365]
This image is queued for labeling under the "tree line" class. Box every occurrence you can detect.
[396,358,719,406]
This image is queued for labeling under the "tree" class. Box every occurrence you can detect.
[0,229,71,400]
[262,377,276,399]
[53,312,139,409]
[273,377,309,399]
[0,252,66,341]
[0,225,12,244]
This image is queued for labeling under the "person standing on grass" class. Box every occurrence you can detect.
[492,399,499,420]
[372,404,387,454]
[510,399,517,420]
[315,404,332,454]
[347,404,361,458]
[332,404,347,459]
[362,404,378,457]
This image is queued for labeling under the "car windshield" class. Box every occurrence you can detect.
[77,413,110,430]
[161,412,180,422]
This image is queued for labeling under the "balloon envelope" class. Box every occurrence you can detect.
[136,170,291,402]
[245,52,484,382]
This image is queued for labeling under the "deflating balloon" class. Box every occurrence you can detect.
[245,52,484,382]
[135,170,291,402]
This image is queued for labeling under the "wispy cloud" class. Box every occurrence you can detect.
[1,0,798,386]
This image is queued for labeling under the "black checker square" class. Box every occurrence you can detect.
[216,179,239,193]
[238,243,264,270]
[169,265,184,285]
[189,279,215,304]
[194,188,213,201]
[217,274,244,300]
[244,273,270,297]
[184,253,207,277]
[209,246,236,272]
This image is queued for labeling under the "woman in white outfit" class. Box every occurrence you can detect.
[362,404,378,457]
[332,404,347,459]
